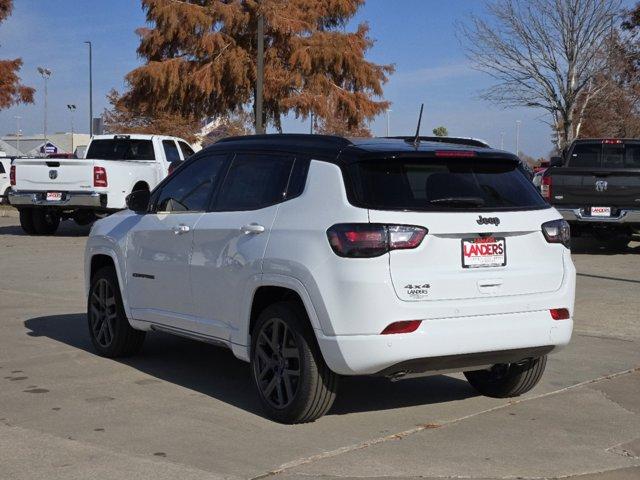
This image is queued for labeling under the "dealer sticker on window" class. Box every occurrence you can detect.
[462,236,506,268]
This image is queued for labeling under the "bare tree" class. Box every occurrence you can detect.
[461,0,621,148]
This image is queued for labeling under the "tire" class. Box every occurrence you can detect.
[604,236,631,251]
[32,209,60,235]
[87,266,145,358]
[251,301,338,424]
[18,208,37,235]
[464,355,547,398]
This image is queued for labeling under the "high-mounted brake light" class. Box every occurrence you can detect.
[434,150,476,158]
[542,219,570,248]
[10,165,16,186]
[550,308,570,320]
[541,175,552,201]
[93,166,108,187]
[381,320,422,335]
[602,139,623,144]
[327,224,427,258]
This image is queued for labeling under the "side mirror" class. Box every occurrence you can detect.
[550,156,564,167]
[126,189,150,213]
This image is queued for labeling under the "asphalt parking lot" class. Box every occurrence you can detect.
[0,212,639,480]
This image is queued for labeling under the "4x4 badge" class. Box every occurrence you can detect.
[476,215,500,226]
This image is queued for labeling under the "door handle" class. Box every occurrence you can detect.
[173,224,190,235]
[241,223,265,235]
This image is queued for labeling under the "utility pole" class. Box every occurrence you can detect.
[310,112,314,134]
[85,41,93,136]
[14,116,21,155]
[255,9,265,135]
[37,67,52,155]
[67,104,77,155]
[515,120,521,155]
[386,109,392,136]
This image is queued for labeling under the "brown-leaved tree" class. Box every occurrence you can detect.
[0,0,34,110]
[120,0,393,133]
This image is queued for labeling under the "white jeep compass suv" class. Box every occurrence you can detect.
[85,134,575,423]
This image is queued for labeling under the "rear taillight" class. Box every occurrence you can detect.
[541,175,552,200]
[327,224,427,258]
[93,166,107,187]
[542,219,570,248]
[381,320,422,335]
[10,165,16,186]
[550,308,570,320]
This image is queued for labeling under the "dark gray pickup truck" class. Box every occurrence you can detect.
[542,139,640,248]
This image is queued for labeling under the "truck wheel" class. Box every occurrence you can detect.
[18,209,37,235]
[251,302,338,424]
[604,235,631,251]
[32,209,60,235]
[88,266,145,358]
[464,355,547,398]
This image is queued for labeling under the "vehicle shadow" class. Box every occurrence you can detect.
[24,313,476,419]
[570,236,640,255]
[0,220,91,237]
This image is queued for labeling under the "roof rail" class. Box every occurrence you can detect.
[215,133,353,148]
[385,136,490,148]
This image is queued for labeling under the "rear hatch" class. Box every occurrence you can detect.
[14,158,95,192]
[348,154,565,302]
[548,140,640,208]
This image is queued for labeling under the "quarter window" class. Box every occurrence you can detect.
[178,141,195,159]
[0,162,5,174]
[154,154,226,213]
[215,154,294,211]
[162,140,181,163]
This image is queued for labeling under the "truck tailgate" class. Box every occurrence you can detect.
[548,168,640,207]
[14,158,95,191]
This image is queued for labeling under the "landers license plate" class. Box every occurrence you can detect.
[46,192,62,202]
[590,206,611,217]
[462,237,506,268]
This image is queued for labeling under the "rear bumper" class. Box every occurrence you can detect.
[8,190,106,209]
[317,311,573,376]
[557,207,640,225]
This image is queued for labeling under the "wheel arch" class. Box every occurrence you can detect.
[233,274,323,362]
[85,247,132,320]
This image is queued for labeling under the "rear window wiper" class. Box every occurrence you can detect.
[429,196,486,207]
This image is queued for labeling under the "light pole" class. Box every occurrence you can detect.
[515,120,521,155]
[309,112,314,134]
[255,10,265,135]
[85,41,93,136]
[14,116,21,155]
[386,109,392,136]
[500,131,505,150]
[37,67,52,155]
[67,104,76,155]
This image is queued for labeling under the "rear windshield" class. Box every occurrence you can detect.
[349,158,548,211]
[86,139,155,160]
[569,143,640,168]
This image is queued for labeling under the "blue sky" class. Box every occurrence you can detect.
[0,0,635,157]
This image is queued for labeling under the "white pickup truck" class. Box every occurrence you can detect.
[9,134,195,234]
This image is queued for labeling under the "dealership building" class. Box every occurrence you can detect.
[0,133,91,158]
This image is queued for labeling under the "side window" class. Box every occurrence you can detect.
[162,140,181,163]
[0,162,5,174]
[154,154,226,213]
[215,153,294,211]
[178,141,195,159]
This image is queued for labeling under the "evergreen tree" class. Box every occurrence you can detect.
[121,0,393,131]
[432,126,448,137]
[0,0,34,110]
